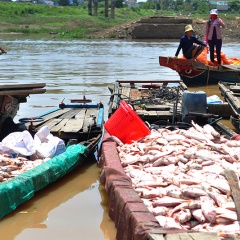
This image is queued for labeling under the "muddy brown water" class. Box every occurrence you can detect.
[0,35,239,239]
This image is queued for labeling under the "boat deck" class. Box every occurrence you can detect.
[108,80,187,123]
[25,103,103,143]
[108,80,233,125]
[219,81,240,115]
[102,81,239,240]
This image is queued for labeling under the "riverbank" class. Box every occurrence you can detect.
[88,16,240,40]
[0,2,239,40]
[0,2,156,38]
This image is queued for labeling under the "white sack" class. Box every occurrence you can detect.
[34,126,66,158]
[0,130,35,156]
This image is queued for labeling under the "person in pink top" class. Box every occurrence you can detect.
[204,9,225,68]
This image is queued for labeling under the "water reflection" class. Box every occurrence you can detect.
[0,36,239,239]
[0,160,115,240]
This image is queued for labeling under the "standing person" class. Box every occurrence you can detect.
[0,47,7,54]
[205,9,225,68]
[175,25,207,59]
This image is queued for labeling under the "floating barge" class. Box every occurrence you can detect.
[99,131,238,240]
[108,79,234,125]
[100,80,239,240]
[108,80,186,123]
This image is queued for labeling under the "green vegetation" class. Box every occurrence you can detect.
[0,1,239,39]
[0,2,155,38]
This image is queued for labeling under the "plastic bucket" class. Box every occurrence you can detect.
[181,90,207,120]
[104,100,150,144]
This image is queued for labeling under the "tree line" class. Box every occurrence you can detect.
[55,0,240,16]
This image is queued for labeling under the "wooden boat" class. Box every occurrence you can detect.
[0,85,104,219]
[20,97,104,154]
[159,56,240,85]
[100,82,238,239]
[99,132,238,240]
[108,79,233,128]
[218,81,240,133]
[108,79,187,124]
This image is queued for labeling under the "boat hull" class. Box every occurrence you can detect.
[159,56,240,85]
[180,68,240,85]
[0,101,104,219]
[0,143,88,219]
[102,81,237,239]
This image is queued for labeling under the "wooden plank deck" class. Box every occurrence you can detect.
[219,82,240,114]
[108,80,187,123]
[33,108,71,130]
[0,83,46,90]
[82,108,99,133]
[0,83,46,96]
[47,109,86,133]
[27,107,101,141]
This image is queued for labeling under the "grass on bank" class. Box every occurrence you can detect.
[0,2,157,38]
[0,2,239,38]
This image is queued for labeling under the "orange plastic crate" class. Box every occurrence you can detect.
[104,100,150,144]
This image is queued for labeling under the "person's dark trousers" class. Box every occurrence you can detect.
[208,39,222,65]
[184,45,196,59]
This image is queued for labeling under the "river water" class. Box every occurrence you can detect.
[0,34,239,240]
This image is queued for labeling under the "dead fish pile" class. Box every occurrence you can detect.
[0,154,48,182]
[115,121,240,239]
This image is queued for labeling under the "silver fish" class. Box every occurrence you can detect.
[191,209,206,223]
[182,187,208,198]
[173,208,192,224]
[201,196,217,223]
[155,215,182,229]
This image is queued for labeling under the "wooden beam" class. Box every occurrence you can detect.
[224,169,240,221]
[0,89,46,96]
[0,83,46,90]
[116,80,182,84]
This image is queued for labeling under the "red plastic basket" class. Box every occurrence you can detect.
[104,100,151,144]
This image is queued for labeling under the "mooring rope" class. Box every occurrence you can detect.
[206,65,210,85]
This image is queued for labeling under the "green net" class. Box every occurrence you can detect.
[0,144,88,219]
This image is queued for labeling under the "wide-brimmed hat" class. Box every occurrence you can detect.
[185,25,194,33]
[210,9,218,15]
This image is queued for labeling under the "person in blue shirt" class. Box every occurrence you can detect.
[175,25,207,59]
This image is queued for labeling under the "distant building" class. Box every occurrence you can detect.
[125,0,137,6]
[210,0,230,11]
[45,0,54,4]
